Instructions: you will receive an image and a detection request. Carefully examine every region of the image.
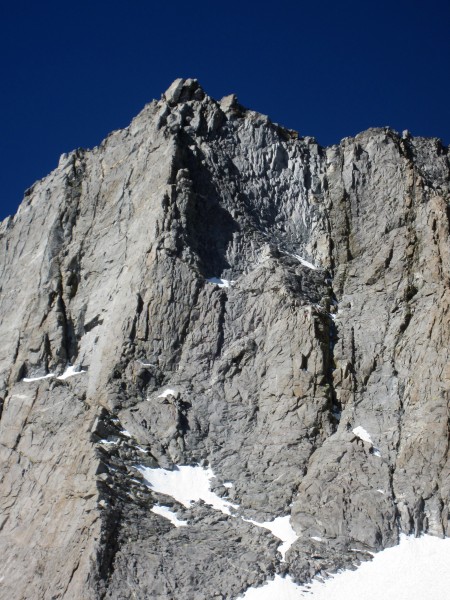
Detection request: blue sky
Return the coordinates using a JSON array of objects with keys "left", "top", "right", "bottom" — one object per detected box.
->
[{"left": 1, "top": 0, "right": 449, "bottom": 220}]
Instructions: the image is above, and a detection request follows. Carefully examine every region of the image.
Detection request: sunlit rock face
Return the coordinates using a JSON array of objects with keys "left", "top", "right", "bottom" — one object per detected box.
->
[{"left": 0, "top": 78, "right": 449, "bottom": 600}]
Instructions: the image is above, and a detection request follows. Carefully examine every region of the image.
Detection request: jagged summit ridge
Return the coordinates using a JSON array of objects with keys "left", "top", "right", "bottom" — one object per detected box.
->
[
  {"left": 163, "top": 77, "right": 205, "bottom": 105},
  {"left": 0, "top": 80, "right": 448, "bottom": 599}
]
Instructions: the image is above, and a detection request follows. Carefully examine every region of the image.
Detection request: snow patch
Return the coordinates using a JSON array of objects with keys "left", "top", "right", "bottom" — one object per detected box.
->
[
  {"left": 23, "top": 373, "right": 55, "bottom": 382},
  {"left": 151, "top": 504, "right": 188, "bottom": 528},
  {"left": 136, "top": 359, "right": 156, "bottom": 367},
  {"left": 352, "top": 426, "right": 381, "bottom": 457},
  {"left": 240, "top": 535, "right": 450, "bottom": 599},
  {"left": 121, "top": 429, "right": 132, "bottom": 438},
  {"left": 136, "top": 445, "right": 149, "bottom": 453},
  {"left": 98, "top": 439, "right": 118, "bottom": 446},
  {"left": 292, "top": 254, "right": 318, "bottom": 270},
  {"left": 57, "top": 365, "right": 86, "bottom": 380},
  {"left": 206, "top": 277, "right": 233, "bottom": 288},
  {"left": 243, "top": 515, "right": 298, "bottom": 561},
  {"left": 301, "top": 535, "right": 450, "bottom": 599},
  {"left": 23, "top": 365, "right": 86, "bottom": 382},
  {"left": 352, "top": 426, "right": 374, "bottom": 444},
  {"left": 239, "top": 574, "right": 302, "bottom": 599},
  {"left": 137, "top": 464, "right": 238, "bottom": 515},
  {"left": 223, "top": 481, "right": 233, "bottom": 489},
  {"left": 157, "top": 388, "right": 179, "bottom": 399},
  {"left": 311, "top": 536, "right": 323, "bottom": 542}
]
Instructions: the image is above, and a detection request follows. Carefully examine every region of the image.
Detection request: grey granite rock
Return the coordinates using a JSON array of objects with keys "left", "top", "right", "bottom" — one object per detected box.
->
[{"left": 0, "top": 79, "right": 448, "bottom": 599}]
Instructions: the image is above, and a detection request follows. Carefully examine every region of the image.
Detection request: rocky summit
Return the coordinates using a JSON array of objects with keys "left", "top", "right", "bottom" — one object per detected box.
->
[{"left": 0, "top": 78, "right": 449, "bottom": 600}]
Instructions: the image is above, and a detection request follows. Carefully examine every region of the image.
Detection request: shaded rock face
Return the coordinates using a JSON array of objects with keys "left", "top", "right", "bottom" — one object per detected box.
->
[{"left": 0, "top": 78, "right": 449, "bottom": 599}]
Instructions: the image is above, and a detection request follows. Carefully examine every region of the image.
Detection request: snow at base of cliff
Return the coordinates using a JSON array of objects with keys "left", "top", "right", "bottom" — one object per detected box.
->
[{"left": 239, "top": 535, "right": 450, "bottom": 599}]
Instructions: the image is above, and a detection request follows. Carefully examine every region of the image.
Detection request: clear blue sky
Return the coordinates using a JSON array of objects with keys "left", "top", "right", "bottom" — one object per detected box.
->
[{"left": 1, "top": 0, "right": 449, "bottom": 221}]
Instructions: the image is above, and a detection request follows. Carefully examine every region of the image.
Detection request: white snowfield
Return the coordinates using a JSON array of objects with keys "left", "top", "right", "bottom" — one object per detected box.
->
[
  {"left": 243, "top": 516, "right": 298, "bottom": 561},
  {"left": 135, "top": 465, "right": 450, "bottom": 600},
  {"left": 23, "top": 365, "right": 86, "bottom": 382},
  {"left": 136, "top": 464, "right": 238, "bottom": 515},
  {"left": 206, "top": 277, "right": 234, "bottom": 288},
  {"left": 151, "top": 504, "right": 187, "bottom": 528},
  {"left": 240, "top": 575, "right": 304, "bottom": 599},
  {"left": 239, "top": 535, "right": 450, "bottom": 599}
]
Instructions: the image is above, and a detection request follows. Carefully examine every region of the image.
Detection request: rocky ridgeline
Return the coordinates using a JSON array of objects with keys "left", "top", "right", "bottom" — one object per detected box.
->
[{"left": 0, "top": 78, "right": 449, "bottom": 599}]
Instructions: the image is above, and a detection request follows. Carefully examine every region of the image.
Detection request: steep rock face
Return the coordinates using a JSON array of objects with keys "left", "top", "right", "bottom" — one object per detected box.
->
[{"left": 0, "top": 78, "right": 448, "bottom": 599}]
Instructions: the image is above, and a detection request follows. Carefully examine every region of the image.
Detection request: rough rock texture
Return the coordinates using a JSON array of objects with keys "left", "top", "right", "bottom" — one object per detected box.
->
[{"left": 0, "top": 78, "right": 449, "bottom": 599}]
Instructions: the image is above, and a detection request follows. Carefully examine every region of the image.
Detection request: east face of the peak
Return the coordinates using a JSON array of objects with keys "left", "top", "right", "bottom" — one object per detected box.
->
[{"left": 163, "top": 78, "right": 206, "bottom": 106}]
